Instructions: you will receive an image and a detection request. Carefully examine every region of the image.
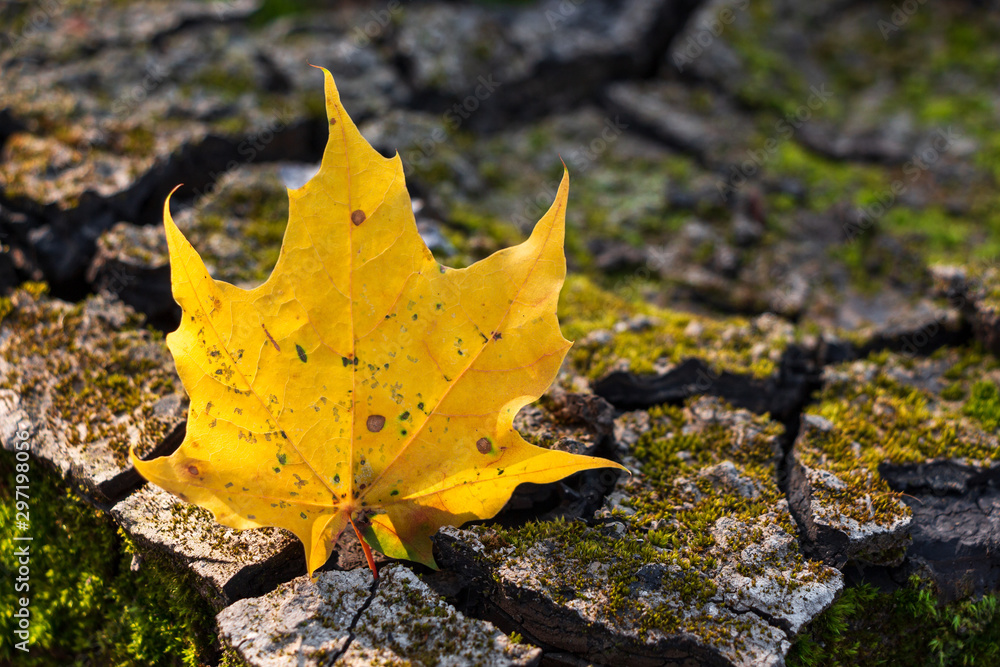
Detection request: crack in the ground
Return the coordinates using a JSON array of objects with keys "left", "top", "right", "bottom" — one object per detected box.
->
[
  {"left": 324, "top": 575, "right": 381, "bottom": 667},
  {"left": 720, "top": 600, "right": 793, "bottom": 637},
  {"left": 0, "top": 116, "right": 328, "bottom": 299}
]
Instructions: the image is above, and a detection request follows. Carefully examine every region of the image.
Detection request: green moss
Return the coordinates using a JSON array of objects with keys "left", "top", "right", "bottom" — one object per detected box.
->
[
  {"left": 0, "top": 288, "right": 178, "bottom": 466},
  {"left": 0, "top": 449, "right": 217, "bottom": 665},
  {"left": 768, "top": 142, "right": 887, "bottom": 213},
  {"left": 788, "top": 578, "right": 1000, "bottom": 667},
  {"left": 478, "top": 398, "right": 831, "bottom": 652},
  {"left": 813, "top": 350, "right": 1000, "bottom": 467},
  {"left": 558, "top": 276, "right": 785, "bottom": 380},
  {"left": 962, "top": 380, "right": 1000, "bottom": 432}
]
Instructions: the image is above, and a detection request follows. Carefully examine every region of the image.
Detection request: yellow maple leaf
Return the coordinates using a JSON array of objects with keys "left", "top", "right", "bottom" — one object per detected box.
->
[{"left": 132, "top": 68, "right": 626, "bottom": 577}]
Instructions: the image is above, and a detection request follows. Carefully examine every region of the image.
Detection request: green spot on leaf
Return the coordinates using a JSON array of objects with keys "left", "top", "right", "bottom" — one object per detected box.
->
[{"left": 296, "top": 344, "right": 307, "bottom": 363}]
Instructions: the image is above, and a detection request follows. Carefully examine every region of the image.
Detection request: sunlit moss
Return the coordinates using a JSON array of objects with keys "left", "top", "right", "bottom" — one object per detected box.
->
[
  {"left": 476, "top": 397, "right": 832, "bottom": 651},
  {"left": 962, "top": 380, "right": 1000, "bottom": 432},
  {"left": 558, "top": 276, "right": 788, "bottom": 379},
  {"left": 0, "top": 449, "right": 217, "bottom": 666},
  {"left": 0, "top": 288, "right": 178, "bottom": 466}
]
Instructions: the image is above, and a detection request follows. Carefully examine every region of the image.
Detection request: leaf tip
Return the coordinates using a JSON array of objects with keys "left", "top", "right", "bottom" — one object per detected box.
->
[
  {"left": 310, "top": 64, "right": 345, "bottom": 130},
  {"left": 162, "top": 184, "right": 184, "bottom": 233}
]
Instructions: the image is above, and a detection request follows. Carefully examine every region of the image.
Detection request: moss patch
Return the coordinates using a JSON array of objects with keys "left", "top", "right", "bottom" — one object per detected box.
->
[
  {"left": 558, "top": 275, "right": 791, "bottom": 380},
  {"left": 813, "top": 348, "right": 1000, "bottom": 468},
  {"left": 0, "top": 448, "right": 217, "bottom": 666},
  {"left": 0, "top": 287, "right": 179, "bottom": 467},
  {"left": 788, "top": 578, "right": 1000, "bottom": 667},
  {"left": 470, "top": 397, "right": 836, "bottom": 656}
]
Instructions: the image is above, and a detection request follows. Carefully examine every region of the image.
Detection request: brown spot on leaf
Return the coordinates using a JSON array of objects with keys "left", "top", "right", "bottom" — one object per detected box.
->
[
  {"left": 367, "top": 415, "right": 386, "bottom": 432},
  {"left": 329, "top": 117, "right": 337, "bottom": 125},
  {"left": 187, "top": 465, "right": 199, "bottom": 476},
  {"left": 351, "top": 209, "right": 366, "bottom": 226},
  {"left": 476, "top": 438, "right": 491, "bottom": 454}
]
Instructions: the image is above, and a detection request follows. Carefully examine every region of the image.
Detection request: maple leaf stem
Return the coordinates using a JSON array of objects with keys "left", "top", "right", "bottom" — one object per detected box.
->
[{"left": 350, "top": 516, "right": 379, "bottom": 580}]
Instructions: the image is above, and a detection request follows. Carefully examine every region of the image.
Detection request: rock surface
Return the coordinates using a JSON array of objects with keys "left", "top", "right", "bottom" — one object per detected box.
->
[
  {"left": 217, "top": 565, "right": 541, "bottom": 667},
  {"left": 432, "top": 398, "right": 843, "bottom": 667},
  {"left": 790, "top": 349, "right": 1000, "bottom": 592},
  {"left": 0, "top": 288, "right": 184, "bottom": 502},
  {"left": 112, "top": 484, "right": 299, "bottom": 609}
]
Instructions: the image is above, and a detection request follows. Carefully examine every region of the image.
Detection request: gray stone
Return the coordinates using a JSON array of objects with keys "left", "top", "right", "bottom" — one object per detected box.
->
[
  {"left": 111, "top": 484, "right": 298, "bottom": 609},
  {"left": 787, "top": 441, "right": 913, "bottom": 569},
  {"left": 434, "top": 398, "right": 842, "bottom": 667},
  {"left": 217, "top": 564, "right": 541, "bottom": 667},
  {"left": 0, "top": 289, "right": 184, "bottom": 502},
  {"left": 603, "top": 80, "right": 755, "bottom": 165}
]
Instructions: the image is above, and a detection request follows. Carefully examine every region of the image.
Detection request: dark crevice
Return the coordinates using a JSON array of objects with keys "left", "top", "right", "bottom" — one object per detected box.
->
[
  {"left": 222, "top": 541, "right": 311, "bottom": 604},
  {"left": 422, "top": 564, "right": 560, "bottom": 658},
  {"left": 147, "top": 11, "right": 258, "bottom": 51},
  {"left": 722, "top": 602, "right": 793, "bottom": 637},
  {"left": 875, "top": 461, "right": 1000, "bottom": 601},
  {"left": 592, "top": 344, "right": 820, "bottom": 424},
  {"left": 323, "top": 575, "right": 381, "bottom": 667},
  {"left": 96, "top": 420, "right": 186, "bottom": 506},
  {"left": 0, "top": 116, "right": 329, "bottom": 302},
  {"left": 0, "top": 108, "right": 27, "bottom": 154},
  {"left": 598, "top": 91, "right": 716, "bottom": 170}
]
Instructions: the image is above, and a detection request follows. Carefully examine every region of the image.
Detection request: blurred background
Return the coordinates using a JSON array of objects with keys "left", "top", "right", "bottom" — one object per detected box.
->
[{"left": 2, "top": 0, "right": 998, "bottom": 336}]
